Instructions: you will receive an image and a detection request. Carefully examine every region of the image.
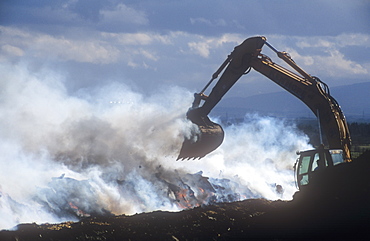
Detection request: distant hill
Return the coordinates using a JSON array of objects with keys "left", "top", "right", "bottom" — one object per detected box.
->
[{"left": 213, "top": 81, "right": 370, "bottom": 122}]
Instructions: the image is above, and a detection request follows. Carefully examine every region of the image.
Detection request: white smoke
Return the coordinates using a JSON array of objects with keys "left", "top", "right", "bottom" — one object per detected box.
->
[{"left": 0, "top": 63, "right": 312, "bottom": 230}]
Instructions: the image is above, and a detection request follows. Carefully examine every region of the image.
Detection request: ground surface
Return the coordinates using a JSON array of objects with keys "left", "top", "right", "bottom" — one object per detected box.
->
[{"left": 1, "top": 151, "right": 370, "bottom": 241}]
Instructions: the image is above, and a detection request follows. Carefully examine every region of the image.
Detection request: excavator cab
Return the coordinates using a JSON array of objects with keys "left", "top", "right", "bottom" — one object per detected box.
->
[{"left": 295, "top": 148, "right": 345, "bottom": 189}]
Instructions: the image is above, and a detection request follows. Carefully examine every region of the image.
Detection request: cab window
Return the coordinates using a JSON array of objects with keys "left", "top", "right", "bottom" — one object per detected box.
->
[
  {"left": 330, "top": 150, "right": 344, "bottom": 166},
  {"left": 299, "top": 156, "right": 311, "bottom": 174},
  {"left": 311, "top": 153, "right": 328, "bottom": 171},
  {"left": 298, "top": 156, "right": 311, "bottom": 186}
]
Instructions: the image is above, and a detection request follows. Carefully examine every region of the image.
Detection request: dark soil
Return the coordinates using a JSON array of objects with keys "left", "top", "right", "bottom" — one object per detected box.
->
[{"left": 1, "top": 151, "right": 370, "bottom": 241}]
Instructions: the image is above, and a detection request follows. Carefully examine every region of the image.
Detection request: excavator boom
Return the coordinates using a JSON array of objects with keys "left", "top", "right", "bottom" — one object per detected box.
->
[{"left": 178, "top": 36, "right": 351, "bottom": 167}]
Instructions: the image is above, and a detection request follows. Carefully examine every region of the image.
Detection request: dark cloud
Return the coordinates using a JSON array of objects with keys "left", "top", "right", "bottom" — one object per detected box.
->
[
  {"left": 2, "top": 0, "right": 369, "bottom": 36},
  {"left": 68, "top": 0, "right": 105, "bottom": 22},
  {"left": 116, "top": 0, "right": 370, "bottom": 36}
]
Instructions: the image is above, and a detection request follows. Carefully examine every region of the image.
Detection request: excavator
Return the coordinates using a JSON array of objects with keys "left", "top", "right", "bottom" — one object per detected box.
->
[{"left": 177, "top": 36, "right": 352, "bottom": 189}]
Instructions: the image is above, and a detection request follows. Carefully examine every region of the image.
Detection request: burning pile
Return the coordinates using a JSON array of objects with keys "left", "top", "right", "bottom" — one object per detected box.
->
[
  {"left": 2, "top": 151, "right": 370, "bottom": 240},
  {"left": 0, "top": 65, "right": 311, "bottom": 230},
  {"left": 1, "top": 170, "right": 264, "bottom": 223}
]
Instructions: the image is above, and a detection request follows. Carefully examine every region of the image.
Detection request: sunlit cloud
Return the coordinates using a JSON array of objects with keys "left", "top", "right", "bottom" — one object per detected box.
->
[
  {"left": 314, "top": 49, "right": 368, "bottom": 75},
  {"left": 296, "top": 34, "right": 370, "bottom": 48},
  {"left": 1, "top": 44, "right": 24, "bottom": 57},
  {"left": 0, "top": 26, "right": 120, "bottom": 64},
  {"left": 101, "top": 32, "right": 172, "bottom": 46},
  {"left": 187, "top": 34, "right": 244, "bottom": 58}
]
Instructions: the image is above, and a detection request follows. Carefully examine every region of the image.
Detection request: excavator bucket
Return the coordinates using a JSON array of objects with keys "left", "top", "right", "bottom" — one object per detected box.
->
[{"left": 177, "top": 108, "right": 224, "bottom": 160}]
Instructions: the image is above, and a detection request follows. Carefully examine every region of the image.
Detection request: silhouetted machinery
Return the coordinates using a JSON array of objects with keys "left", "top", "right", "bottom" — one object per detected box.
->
[{"left": 178, "top": 36, "right": 352, "bottom": 189}]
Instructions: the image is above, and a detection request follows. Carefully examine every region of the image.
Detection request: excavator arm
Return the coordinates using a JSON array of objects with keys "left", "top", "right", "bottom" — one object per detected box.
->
[
  {"left": 250, "top": 52, "right": 351, "bottom": 162},
  {"left": 178, "top": 36, "right": 351, "bottom": 163}
]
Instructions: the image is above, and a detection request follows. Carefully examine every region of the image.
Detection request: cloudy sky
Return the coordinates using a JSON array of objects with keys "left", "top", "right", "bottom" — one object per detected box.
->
[{"left": 1, "top": 0, "right": 369, "bottom": 98}]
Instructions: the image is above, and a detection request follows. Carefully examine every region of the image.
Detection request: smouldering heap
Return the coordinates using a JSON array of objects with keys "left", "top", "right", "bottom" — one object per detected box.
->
[{"left": 0, "top": 64, "right": 311, "bottom": 230}]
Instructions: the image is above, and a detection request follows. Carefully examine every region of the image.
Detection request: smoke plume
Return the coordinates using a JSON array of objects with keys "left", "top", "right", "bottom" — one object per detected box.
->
[{"left": 0, "top": 64, "right": 311, "bottom": 230}]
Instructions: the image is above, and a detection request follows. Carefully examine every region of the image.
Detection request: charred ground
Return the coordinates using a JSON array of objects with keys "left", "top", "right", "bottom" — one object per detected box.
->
[{"left": 1, "top": 151, "right": 370, "bottom": 241}]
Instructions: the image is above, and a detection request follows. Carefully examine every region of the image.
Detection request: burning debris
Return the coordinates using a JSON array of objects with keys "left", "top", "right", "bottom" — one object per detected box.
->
[
  {"left": 0, "top": 66, "right": 310, "bottom": 230},
  {"left": 1, "top": 151, "right": 370, "bottom": 240},
  {"left": 1, "top": 164, "right": 280, "bottom": 231},
  {"left": 157, "top": 171, "right": 256, "bottom": 209},
  {"left": 29, "top": 170, "right": 262, "bottom": 220}
]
